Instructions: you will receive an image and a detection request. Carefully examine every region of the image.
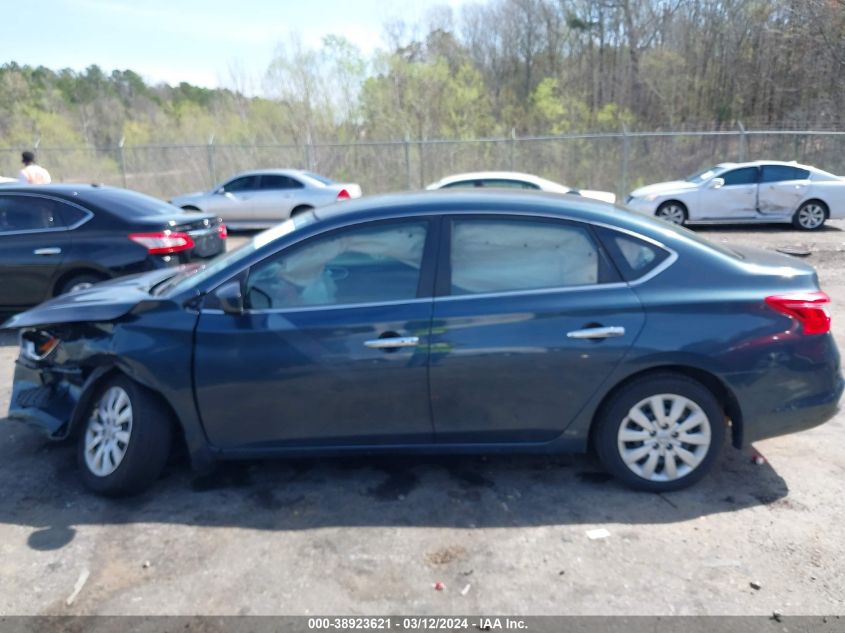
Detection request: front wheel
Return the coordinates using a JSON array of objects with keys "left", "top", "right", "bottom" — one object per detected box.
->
[
  {"left": 594, "top": 374, "right": 725, "bottom": 492},
  {"left": 792, "top": 201, "right": 827, "bottom": 231},
  {"left": 77, "top": 375, "right": 173, "bottom": 496},
  {"left": 655, "top": 201, "right": 687, "bottom": 225}
]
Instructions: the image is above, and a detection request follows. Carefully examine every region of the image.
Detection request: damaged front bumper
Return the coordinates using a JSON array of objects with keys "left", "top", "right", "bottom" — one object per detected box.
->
[{"left": 9, "top": 357, "right": 85, "bottom": 439}]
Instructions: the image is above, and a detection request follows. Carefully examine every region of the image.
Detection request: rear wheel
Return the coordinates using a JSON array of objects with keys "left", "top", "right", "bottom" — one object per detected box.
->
[
  {"left": 655, "top": 201, "right": 687, "bottom": 225},
  {"left": 594, "top": 374, "right": 725, "bottom": 492},
  {"left": 792, "top": 200, "right": 827, "bottom": 231},
  {"left": 77, "top": 375, "right": 173, "bottom": 496},
  {"left": 290, "top": 205, "right": 314, "bottom": 218},
  {"left": 57, "top": 272, "right": 107, "bottom": 296}
]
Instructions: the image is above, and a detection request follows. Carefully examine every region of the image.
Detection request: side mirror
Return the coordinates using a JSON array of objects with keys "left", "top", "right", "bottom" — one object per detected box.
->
[
  {"left": 709, "top": 177, "right": 725, "bottom": 189},
  {"left": 214, "top": 280, "right": 244, "bottom": 315},
  {"left": 214, "top": 187, "right": 225, "bottom": 195}
]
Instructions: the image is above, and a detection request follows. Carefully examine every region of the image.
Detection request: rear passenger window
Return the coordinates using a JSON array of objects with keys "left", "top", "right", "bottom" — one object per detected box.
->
[
  {"left": 260, "top": 175, "right": 304, "bottom": 190},
  {"left": 0, "top": 196, "right": 63, "bottom": 232},
  {"left": 449, "top": 219, "right": 614, "bottom": 295},
  {"left": 595, "top": 227, "right": 671, "bottom": 281},
  {"left": 761, "top": 165, "right": 810, "bottom": 182}
]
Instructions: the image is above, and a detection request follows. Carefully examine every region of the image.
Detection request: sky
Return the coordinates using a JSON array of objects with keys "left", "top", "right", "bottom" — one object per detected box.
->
[{"left": 1, "top": 0, "right": 471, "bottom": 92}]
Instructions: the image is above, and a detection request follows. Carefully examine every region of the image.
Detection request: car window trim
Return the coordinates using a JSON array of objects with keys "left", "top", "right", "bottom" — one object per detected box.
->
[
  {"left": 193, "top": 208, "right": 679, "bottom": 303},
  {"left": 235, "top": 216, "right": 439, "bottom": 313},
  {"left": 0, "top": 192, "right": 94, "bottom": 236}
]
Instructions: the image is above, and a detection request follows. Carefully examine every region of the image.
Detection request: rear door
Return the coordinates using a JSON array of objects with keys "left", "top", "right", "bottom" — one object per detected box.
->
[
  {"left": 699, "top": 167, "right": 759, "bottom": 220},
  {"left": 0, "top": 194, "right": 78, "bottom": 307},
  {"left": 251, "top": 174, "right": 304, "bottom": 223},
  {"left": 428, "top": 215, "right": 646, "bottom": 443},
  {"left": 205, "top": 175, "right": 258, "bottom": 223},
  {"left": 757, "top": 165, "right": 811, "bottom": 216},
  {"left": 193, "top": 218, "right": 439, "bottom": 449}
]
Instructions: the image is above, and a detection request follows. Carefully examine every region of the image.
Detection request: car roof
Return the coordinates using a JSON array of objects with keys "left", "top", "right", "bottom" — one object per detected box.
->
[
  {"left": 432, "top": 171, "right": 553, "bottom": 185},
  {"left": 717, "top": 160, "right": 816, "bottom": 171},
  {"left": 0, "top": 183, "right": 117, "bottom": 202},
  {"left": 311, "top": 189, "right": 672, "bottom": 238},
  {"left": 231, "top": 168, "right": 309, "bottom": 178}
]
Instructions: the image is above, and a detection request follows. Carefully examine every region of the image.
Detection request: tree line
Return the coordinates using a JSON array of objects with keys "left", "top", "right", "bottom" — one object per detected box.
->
[{"left": 0, "top": 0, "right": 843, "bottom": 152}]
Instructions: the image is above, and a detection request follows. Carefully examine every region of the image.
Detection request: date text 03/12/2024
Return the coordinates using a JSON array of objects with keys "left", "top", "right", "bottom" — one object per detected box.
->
[{"left": 307, "top": 617, "right": 529, "bottom": 630}]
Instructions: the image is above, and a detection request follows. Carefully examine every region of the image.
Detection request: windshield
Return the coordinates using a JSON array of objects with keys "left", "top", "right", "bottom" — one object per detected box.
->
[
  {"left": 303, "top": 171, "right": 335, "bottom": 185},
  {"left": 685, "top": 165, "right": 727, "bottom": 184},
  {"left": 155, "top": 214, "right": 317, "bottom": 295}
]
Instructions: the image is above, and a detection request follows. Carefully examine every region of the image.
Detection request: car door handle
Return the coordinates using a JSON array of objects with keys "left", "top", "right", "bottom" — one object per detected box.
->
[
  {"left": 33, "top": 247, "right": 61, "bottom": 256},
  {"left": 364, "top": 336, "right": 420, "bottom": 349},
  {"left": 567, "top": 326, "right": 625, "bottom": 340}
]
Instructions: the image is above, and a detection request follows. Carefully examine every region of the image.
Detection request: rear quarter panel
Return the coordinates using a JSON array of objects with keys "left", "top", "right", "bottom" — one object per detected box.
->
[{"left": 807, "top": 181, "right": 845, "bottom": 218}]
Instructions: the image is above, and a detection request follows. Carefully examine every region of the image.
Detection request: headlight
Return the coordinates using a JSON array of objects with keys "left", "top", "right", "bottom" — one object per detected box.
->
[{"left": 20, "top": 329, "right": 61, "bottom": 362}]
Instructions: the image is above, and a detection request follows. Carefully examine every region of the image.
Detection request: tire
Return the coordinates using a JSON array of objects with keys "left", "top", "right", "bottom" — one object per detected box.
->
[
  {"left": 77, "top": 375, "right": 173, "bottom": 496},
  {"left": 57, "top": 272, "right": 107, "bottom": 296},
  {"left": 792, "top": 200, "right": 827, "bottom": 231},
  {"left": 655, "top": 201, "right": 687, "bottom": 225},
  {"left": 290, "top": 205, "right": 314, "bottom": 217},
  {"left": 594, "top": 374, "right": 725, "bottom": 492}
]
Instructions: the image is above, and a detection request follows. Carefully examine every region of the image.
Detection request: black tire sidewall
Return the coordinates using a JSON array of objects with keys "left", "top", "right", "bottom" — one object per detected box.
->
[
  {"left": 76, "top": 375, "right": 172, "bottom": 496},
  {"left": 656, "top": 201, "right": 687, "bottom": 225},
  {"left": 59, "top": 273, "right": 106, "bottom": 296},
  {"left": 595, "top": 374, "right": 725, "bottom": 492},
  {"left": 793, "top": 202, "right": 827, "bottom": 231}
]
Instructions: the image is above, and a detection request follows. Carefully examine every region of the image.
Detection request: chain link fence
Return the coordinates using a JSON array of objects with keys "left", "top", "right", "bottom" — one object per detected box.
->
[{"left": 2, "top": 129, "right": 844, "bottom": 201}]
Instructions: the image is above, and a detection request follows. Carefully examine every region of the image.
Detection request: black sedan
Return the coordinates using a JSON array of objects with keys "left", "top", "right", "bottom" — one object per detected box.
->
[
  {"left": 3, "top": 191, "right": 842, "bottom": 495},
  {"left": 0, "top": 184, "right": 226, "bottom": 308}
]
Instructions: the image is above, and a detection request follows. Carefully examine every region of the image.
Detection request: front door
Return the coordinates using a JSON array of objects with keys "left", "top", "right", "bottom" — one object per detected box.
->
[
  {"left": 194, "top": 218, "right": 437, "bottom": 449},
  {"left": 699, "top": 167, "right": 759, "bottom": 220},
  {"left": 206, "top": 175, "right": 259, "bottom": 224},
  {"left": 428, "top": 216, "right": 645, "bottom": 443}
]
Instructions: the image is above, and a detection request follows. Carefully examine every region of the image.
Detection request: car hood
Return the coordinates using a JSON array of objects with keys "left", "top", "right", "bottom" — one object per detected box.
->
[
  {"left": 630, "top": 180, "right": 698, "bottom": 197},
  {"left": 0, "top": 268, "right": 185, "bottom": 330}
]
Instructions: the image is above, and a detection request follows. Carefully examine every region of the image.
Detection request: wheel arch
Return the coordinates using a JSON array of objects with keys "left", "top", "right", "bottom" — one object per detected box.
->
[
  {"left": 588, "top": 364, "right": 744, "bottom": 450},
  {"left": 51, "top": 267, "right": 112, "bottom": 297},
  {"left": 656, "top": 199, "right": 689, "bottom": 218},
  {"left": 290, "top": 204, "right": 315, "bottom": 217},
  {"left": 67, "top": 365, "right": 189, "bottom": 462},
  {"left": 799, "top": 197, "right": 830, "bottom": 217}
]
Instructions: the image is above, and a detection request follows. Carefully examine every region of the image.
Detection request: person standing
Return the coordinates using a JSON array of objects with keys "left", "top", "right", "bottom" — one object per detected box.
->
[{"left": 17, "top": 151, "right": 51, "bottom": 184}]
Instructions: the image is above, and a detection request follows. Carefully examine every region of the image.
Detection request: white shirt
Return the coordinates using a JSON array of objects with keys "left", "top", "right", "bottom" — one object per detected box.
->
[{"left": 18, "top": 164, "right": 52, "bottom": 184}]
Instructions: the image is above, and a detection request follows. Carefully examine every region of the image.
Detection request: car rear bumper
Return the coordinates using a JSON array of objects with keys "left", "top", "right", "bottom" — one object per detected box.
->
[{"left": 726, "top": 336, "right": 844, "bottom": 445}]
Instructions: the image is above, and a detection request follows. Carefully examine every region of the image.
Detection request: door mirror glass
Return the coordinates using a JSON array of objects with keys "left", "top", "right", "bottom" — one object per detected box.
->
[
  {"left": 214, "top": 280, "right": 244, "bottom": 315},
  {"left": 708, "top": 177, "right": 725, "bottom": 189}
]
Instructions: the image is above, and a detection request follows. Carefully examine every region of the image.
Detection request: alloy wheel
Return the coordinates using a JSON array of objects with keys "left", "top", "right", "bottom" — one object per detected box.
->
[
  {"left": 657, "top": 204, "right": 685, "bottom": 225},
  {"left": 84, "top": 386, "right": 134, "bottom": 477},
  {"left": 617, "top": 393, "right": 711, "bottom": 482},
  {"left": 797, "top": 203, "right": 825, "bottom": 229}
]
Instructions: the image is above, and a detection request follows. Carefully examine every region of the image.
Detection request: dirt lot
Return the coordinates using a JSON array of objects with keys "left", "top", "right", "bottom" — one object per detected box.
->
[{"left": 1, "top": 223, "right": 845, "bottom": 616}]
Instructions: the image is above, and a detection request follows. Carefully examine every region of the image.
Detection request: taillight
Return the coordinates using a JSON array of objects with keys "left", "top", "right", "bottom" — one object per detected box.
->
[
  {"left": 218, "top": 222, "right": 228, "bottom": 240},
  {"left": 129, "top": 231, "right": 194, "bottom": 255},
  {"left": 336, "top": 189, "right": 351, "bottom": 201},
  {"left": 765, "top": 291, "right": 831, "bottom": 335}
]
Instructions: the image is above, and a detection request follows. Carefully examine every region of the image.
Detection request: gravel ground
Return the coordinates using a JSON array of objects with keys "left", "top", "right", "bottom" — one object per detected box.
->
[{"left": 1, "top": 222, "right": 844, "bottom": 616}]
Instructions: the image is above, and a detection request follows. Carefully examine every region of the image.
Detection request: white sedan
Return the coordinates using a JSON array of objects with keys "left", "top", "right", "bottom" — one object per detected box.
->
[
  {"left": 626, "top": 161, "right": 845, "bottom": 230},
  {"left": 426, "top": 171, "right": 616, "bottom": 204}
]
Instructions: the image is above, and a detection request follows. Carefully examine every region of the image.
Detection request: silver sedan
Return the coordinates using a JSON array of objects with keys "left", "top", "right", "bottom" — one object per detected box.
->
[{"left": 170, "top": 169, "right": 362, "bottom": 229}]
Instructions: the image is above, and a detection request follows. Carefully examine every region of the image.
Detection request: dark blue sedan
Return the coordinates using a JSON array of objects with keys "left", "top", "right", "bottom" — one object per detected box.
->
[{"left": 3, "top": 191, "right": 842, "bottom": 495}]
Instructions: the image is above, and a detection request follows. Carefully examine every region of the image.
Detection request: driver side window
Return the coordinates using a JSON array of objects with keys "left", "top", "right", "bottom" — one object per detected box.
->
[
  {"left": 245, "top": 222, "right": 428, "bottom": 309},
  {"left": 222, "top": 176, "right": 257, "bottom": 193}
]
